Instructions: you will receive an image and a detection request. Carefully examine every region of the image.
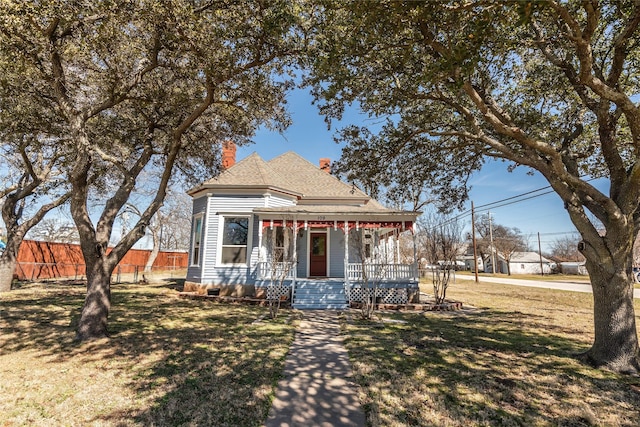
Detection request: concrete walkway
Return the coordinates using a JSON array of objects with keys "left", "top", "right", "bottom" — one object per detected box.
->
[
  {"left": 457, "top": 275, "right": 640, "bottom": 299},
  {"left": 265, "top": 310, "right": 365, "bottom": 427}
]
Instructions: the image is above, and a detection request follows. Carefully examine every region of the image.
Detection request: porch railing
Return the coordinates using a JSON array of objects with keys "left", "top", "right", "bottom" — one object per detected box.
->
[
  {"left": 346, "top": 263, "right": 417, "bottom": 281},
  {"left": 257, "top": 261, "right": 296, "bottom": 279}
]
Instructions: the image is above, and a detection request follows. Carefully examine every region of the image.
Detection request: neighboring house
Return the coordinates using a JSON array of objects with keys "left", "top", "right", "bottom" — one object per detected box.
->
[
  {"left": 483, "top": 251, "right": 554, "bottom": 275},
  {"left": 458, "top": 254, "right": 484, "bottom": 272},
  {"left": 184, "top": 144, "right": 420, "bottom": 309},
  {"left": 559, "top": 261, "right": 589, "bottom": 275},
  {"left": 458, "top": 242, "right": 484, "bottom": 272}
]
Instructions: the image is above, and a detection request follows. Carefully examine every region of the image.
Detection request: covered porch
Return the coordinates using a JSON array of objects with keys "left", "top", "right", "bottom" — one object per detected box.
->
[{"left": 253, "top": 212, "right": 420, "bottom": 309}]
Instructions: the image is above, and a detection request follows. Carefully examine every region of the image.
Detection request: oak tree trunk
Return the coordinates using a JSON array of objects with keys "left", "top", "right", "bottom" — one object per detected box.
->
[
  {"left": 0, "top": 253, "right": 17, "bottom": 292},
  {"left": 582, "top": 248, "right": 640, "bottom": 373},
  {"left": 0, "top": 233, "right": 23, "bottom": 292},
  {"left": 75, "top": 256, "right": 113, "bottom": 341}
]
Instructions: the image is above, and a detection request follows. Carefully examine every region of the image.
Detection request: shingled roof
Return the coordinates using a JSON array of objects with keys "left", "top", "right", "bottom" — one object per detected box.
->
[
  {"left": 189, "top": 151, "right": 371, "bottom": 203},
  {"left": 188, "top": 152, "right": 301, "bottom": 197},
  {"left": 266, "top": 152, "right": 370, "bottom": 200},
  {"left": 188, "top": 150, "right": 419, "bottom": 221}
]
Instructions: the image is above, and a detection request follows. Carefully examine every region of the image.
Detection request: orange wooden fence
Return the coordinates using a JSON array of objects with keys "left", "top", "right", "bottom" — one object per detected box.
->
[{"left": 15, "top": 240, "right": 188, "bottom": 281}]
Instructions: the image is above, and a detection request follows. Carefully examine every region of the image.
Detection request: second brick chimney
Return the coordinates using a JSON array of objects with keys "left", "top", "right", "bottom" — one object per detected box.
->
[
  {"left": 319, "top": 158, "right": 331, "bottom": 174},
  {"left": 222, "top": 141, "right": 236, "bottom": 169}
]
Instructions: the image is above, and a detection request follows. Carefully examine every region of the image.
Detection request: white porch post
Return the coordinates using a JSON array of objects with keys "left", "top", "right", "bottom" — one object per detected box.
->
[
  {"left": 293, "top": 219, "right": 298, "bottom": 284},
  {"left": 344, "top": 221, "right": 349, "bottom": 283},
  {"left": 344, "top": 220, "right": 350, "bottom": 303},
  {"left": 412, "top": 228, "right": 418, "bottom": 281},
  {"left": 258, "top": 220, "right": 264, "bottom": 278}
]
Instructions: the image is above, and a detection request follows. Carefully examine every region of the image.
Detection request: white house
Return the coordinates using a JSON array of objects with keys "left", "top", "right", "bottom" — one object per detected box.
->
[
  {"left": 484, "top": 251, "right": 554, "bottom": 275},
  {"left": 559, "top": 261, "right": 588, "bottom": 275},
  {"left": 184, "top": 144, "right": 421, "bottom": 308}
]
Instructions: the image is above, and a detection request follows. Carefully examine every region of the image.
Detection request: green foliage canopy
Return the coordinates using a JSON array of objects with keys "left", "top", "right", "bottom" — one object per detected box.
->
[{"left": 308, "top": 0, "right": 640, "bottom": 224}]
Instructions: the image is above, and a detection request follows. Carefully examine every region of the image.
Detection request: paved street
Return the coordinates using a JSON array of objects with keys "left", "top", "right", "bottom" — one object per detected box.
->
[{"left": 456, "top": 274, "right": 640, "bottom": 299}]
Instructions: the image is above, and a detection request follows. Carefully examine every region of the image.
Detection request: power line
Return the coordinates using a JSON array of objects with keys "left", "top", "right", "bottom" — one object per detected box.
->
[
  {"left": 420, "top": 177, "right": 601, "bottom": 233},
  {"left": 472, "top": 177, "right": 598, "bottom": 213},
  {"left": 474, "top": 189, "right": 556, "bottom": 213},
  {"left": 474, "top": 185, "right": 554, "bottom": 210}
]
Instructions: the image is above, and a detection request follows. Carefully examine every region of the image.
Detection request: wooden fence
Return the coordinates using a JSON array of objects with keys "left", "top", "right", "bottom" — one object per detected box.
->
[{"left": 14, "top": 240, "right": 188, "bottom": 281}]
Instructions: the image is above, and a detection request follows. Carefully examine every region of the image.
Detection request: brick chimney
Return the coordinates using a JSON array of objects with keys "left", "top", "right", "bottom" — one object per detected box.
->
[
  {"left": 222, "top": 141, "right": 236, "bottom": 169},
  {"left": 319, "top": 158, "right": 331, "bottom": 174}
]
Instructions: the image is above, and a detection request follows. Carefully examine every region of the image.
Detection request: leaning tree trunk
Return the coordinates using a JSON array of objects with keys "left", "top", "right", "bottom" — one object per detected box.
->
[
  {"left": 75, "top": 255, "right": 114, "bottom": 341},
  {"left": 144, "top": 226, "right": 160, "bottom": 273},
  {"left": 582, "top": 250, "right": 640, "bottom": 373},
  {"left": 0, "top": 252, "right": 18, "bottom": 292},
  {"left": 0, "top": 232, "right": 24, "bottom": 292}
]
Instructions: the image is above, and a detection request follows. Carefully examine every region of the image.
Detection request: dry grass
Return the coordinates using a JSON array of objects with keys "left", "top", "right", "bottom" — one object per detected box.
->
[
  {"left": 0, "top": 281, "right": 296, "bottom": 426},
  {"left": 454, "top": 271, "right": 591, "bottom": 283},
  {"left": 343, "top": 280, "right": 640, "bottom": 426}
]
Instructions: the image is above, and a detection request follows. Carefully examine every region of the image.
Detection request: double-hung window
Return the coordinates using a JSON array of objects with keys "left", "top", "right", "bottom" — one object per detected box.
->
[
  {"left": 221, "top": 216, "right": 250, "bottom": 264},
  {"left": 191, "top": 214, "right": 203, "bottom": 266}
]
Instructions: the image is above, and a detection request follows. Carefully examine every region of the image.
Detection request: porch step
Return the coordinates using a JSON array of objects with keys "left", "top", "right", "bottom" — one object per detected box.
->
[{"left": 292, "top": 281, "right": 348, "bottom": 310}]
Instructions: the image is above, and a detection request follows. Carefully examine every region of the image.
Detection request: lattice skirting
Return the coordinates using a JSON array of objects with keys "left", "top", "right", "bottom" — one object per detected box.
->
[
  {"left": 349, "top": 287, "right": 408, "bottom": 305},
  {"left": 256, "top": 283, "right": 291, "bottom": 300}
]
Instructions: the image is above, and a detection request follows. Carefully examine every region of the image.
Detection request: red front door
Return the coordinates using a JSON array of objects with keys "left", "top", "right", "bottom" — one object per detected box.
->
[{"left": 309, "top": 233, "right": 327, "bottom": 277}]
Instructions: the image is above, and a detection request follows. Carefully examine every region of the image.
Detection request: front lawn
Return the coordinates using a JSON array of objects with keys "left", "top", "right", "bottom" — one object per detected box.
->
[
  {"left": 342, "top": 281, "right": 640, "bottom": 426},
  {"left": 0, "top": 281, "right": 296, "bottom": 426}
]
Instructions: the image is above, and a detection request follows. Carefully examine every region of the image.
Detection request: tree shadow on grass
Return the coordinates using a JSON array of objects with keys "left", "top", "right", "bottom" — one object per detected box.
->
[
  {"left": 344, "top": 310, "right": 640, "bottom": 426},
  {"left": 1, "top": 283, "right": 296, "bottom": 426}
]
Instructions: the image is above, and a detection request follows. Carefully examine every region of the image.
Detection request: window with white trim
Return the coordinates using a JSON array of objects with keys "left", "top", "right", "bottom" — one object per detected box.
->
[
  {"left": 191, "top": 214, "right": 203, "bottom": 266},
  {"left": 269, "top": 226, "right": 294, "bottom": 262},
  {"left": 221, "top": 216, "right": 250, "bottom": 264}
]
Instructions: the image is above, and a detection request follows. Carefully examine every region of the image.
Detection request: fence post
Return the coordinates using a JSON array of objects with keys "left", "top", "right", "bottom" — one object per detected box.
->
[{"left": 133, "top": 265, "right": 138, "bottom": 283}]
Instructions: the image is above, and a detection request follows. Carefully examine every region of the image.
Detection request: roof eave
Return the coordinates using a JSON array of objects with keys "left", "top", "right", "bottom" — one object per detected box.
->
[{"left": 187, "top": 184, "right": 303, "bottom": 198}]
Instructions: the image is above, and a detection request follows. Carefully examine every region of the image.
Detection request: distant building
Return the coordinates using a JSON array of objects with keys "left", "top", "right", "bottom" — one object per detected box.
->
[
  {"left": 484, "top": 251, "right": 554, "bottom": 275},
  {"left": 559, "top": 262, "right": 588, "bottom": 275}
]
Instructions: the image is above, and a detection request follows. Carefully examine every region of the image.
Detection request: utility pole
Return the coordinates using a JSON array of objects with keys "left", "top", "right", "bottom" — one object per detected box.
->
[
  {"left": 488, "top": 211, "right": 496, "bottom": 274},
  {"left": 471, "top": 202, "right": 479, "bottom": 283},
  {"left": 538, "top": 232, "right": 544, "bottom": 276}
]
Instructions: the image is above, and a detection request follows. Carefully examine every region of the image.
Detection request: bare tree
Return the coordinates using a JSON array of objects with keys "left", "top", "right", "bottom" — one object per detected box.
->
[
  {"left": 265, "top": 223, "right": 297, "bottom": 319},
  {"left": 27, "top": 217, "right": 79, "bottom": 244},
  {"left": 157, "top": 191, "right": 191, "bottom": 251},
  {"left": 116, "top": 186, "right": 191, "bottom": 273},
  {"left": 419, "top": 213, "right": 463, "bottom": 305},
  {"left": 349, "top": 227, "right": 388, "bottom": 320},
  {"left": 473, "top": 214, "right": 527, "bottom": 274},
  {"left": 493, "top": 227, "right": 528, "bottom": 275},
  {"left": 550, "top": 235, "right": 585, "bottom": 262}
]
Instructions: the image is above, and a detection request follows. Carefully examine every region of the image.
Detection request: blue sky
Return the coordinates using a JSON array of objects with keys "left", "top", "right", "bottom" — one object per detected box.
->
[
  {"left": 239, "top": 86, "right": 607, "bottom": 252},
  {"left": 2, "top": 86, "right": 605, "bottom": 254}
]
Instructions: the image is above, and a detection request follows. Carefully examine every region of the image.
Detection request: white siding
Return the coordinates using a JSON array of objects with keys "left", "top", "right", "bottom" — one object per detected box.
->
[
  {"left": 267, "top": 194, "right": 296, "bottom": 208},
  {"left": 510, "top": 261, "right": 553, "bottom": 275},
  {"left": 201, "top": 195, "right": 266, "bottom": 284},
  {"left": 329, "top": 228, "right": 346, "bottom": 277},
  {"left": 296, "top": 232, "right": 308, "bottom": 277},
  {"left": 249, "top": 215, "right": 260, "bottom": 268}
]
